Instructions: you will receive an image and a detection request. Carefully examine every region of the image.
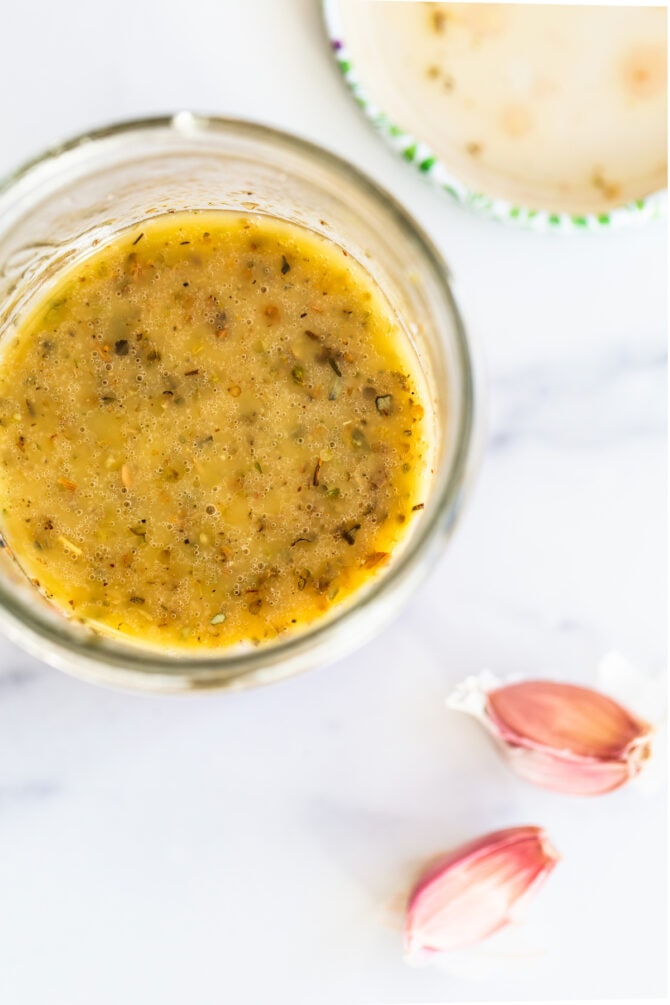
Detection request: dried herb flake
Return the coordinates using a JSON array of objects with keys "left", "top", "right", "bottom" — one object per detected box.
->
[{"left": 341, "top": 523, "right": 361, "bottom": 545}]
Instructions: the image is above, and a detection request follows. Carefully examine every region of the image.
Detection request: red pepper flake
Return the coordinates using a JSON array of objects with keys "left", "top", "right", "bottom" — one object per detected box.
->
[
  {"left": 361, "top": 551, "right": 389, "bottom": 569},
  {"left": 57, "top": 477, "right": 77, "bottom": 491}
]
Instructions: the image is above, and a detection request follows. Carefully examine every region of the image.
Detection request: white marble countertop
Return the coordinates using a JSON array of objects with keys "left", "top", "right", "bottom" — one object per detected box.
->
[{"left": 0, "top": 2, "right": 666, "bottom": 1003}]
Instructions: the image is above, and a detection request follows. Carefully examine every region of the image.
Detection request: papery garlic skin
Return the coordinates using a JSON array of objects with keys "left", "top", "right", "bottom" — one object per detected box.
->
[
  {"left": 404, "top": 826, "right": 559, "bottom": 963},
  {"left": 447, "top": 676, "right": 654, "bottom": 796}
]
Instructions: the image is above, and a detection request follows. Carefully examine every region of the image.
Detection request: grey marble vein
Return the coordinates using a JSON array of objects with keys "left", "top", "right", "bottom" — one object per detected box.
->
[{"left": 489, "top": 345, "right": 667, "bottom": 450}]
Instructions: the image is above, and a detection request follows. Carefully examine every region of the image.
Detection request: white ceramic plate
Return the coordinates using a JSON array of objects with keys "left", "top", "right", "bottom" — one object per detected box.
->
[{"left": 324, "top": 1, "right": 667, "bottom": 231}]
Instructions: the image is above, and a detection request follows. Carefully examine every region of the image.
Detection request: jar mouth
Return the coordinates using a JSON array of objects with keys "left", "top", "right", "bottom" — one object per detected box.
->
[{"left": 0, "top": 113, "right": 480, "bottom": 692}]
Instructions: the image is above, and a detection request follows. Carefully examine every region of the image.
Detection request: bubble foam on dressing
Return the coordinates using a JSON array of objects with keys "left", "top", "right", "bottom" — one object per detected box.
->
[{"left": 0, "top": 211, "right": 434, "bottom": 649}]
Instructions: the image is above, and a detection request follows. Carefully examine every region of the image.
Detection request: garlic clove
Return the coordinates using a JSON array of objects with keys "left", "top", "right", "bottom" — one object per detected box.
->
[
  {"left": 488, "top": 681, "right": 648, "bottom": 759},
  {"left": 404, "top": 826, "right": 559, "bottom": 963},
  {"left": 447, "top": 676, "right": 654, "bottom": 796}
]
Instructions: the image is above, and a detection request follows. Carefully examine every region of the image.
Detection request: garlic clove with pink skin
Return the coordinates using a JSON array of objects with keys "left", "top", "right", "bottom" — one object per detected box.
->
[
  {"left": 447, "top": 675, "right": 654, "bottom": 796},
  {"left": 404, "top": 826, "right": 559, "bottom": 964}
]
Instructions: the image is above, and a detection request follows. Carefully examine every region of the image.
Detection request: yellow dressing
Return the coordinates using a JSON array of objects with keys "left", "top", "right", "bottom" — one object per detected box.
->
[{"left": 0, "top": 212, "right": 431, "bottom": 649}]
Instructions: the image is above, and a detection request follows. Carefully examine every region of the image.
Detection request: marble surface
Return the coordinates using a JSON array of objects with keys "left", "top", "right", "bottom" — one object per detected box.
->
[{"left": 0, "top": 2, "right": 666, "bottom": 1003}]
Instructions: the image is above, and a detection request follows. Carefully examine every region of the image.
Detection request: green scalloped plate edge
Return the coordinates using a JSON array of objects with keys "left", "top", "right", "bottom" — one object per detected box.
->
[{"left": 323, "top": 0, "right": 667, "bottom": 233}]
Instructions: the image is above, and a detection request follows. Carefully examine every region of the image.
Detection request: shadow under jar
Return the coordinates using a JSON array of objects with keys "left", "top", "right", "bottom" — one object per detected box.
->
[{"left": 0, "top": 114, "right": 479, "bottom": 692}]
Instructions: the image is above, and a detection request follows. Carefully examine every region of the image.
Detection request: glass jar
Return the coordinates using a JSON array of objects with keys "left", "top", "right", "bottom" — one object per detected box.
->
[{"left": 0, "top": 114, "right": 481, "bottom": 692}]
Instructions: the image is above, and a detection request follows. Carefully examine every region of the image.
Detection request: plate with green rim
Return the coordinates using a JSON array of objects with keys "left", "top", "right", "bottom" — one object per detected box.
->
[{"left": 323, "top": 1, "right": 667, "bottom": 232}]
